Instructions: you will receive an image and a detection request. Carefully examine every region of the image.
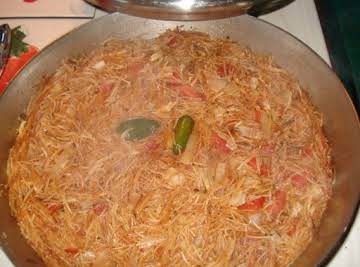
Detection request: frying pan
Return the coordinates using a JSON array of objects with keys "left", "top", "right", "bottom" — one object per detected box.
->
[{"left": 0, "top": 13, "right": 359, "bottom": 267}]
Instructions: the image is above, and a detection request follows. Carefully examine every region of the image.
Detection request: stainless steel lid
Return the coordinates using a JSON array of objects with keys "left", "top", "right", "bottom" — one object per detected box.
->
[{"left": 84, "top": 0, "right": 295, "bottom": 20}]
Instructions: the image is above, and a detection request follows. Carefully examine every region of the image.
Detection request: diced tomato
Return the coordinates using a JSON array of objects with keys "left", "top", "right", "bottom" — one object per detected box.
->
[
  {"left": 247, "top": 157, "right": 257, "bottom": 171},
  {"left": 166, "top": 81, "right": 181, "bottom": 88},
  {"left": 127, "top": 61, "right": 144, "bottom": 74},
  {"left": 217, "top": 65, "right": 225, "bottom": 77},
  {"left": 100, "top": 82, "right": 114, "bottom": 93},
  {"left": 287, "top": 223, "right": 297, "bottom": 237},
  {"left": 145, "top": 140, "right": 160, "bottom": 150},
  {"left": 226, "top": 173, "right": 235, "bottom": 182},
  {"left": 247, "top": 157, "right": 269, "bottom": 176},
  {"left": 217, "top": 63, "right": 236, "bottom": 78},
  {"left": 260, "top": 164, "right": 269, "bottom": 176},
  {"left": 291, "top": 174, "right": 308, "bottom": 189},
  {"left": 268, "top": 190, "right": 286, "bottom": 216},
  {"left": 166, "top": 73, "right": 204, "bottom": 100},
  {"left": 238, "top": 197, "right": 266, "bottom": 210},
  {"left": 64, "top": 248, "right": 79, "bottom": 255},
  {"left": 166, "top": 72, "right": 183, "bottom": 87},
  {"left": 304, "top": 147, "right": 313, "bottom": 156},
  {"left": 47, "top": 204, "right": 62, "bottom": 215},
  {"left": 167, "top": 36, "right": 177, "bottom": 48},
  {"left": 172, "top": 71, "right": 181, "bottom": 81},
  {"left": 93, "top": 203, "right": 107, "bottom": 216},
  {"left": 255, "top": 110, "right": 262, "bottom": 123},
  {"left": 211, "top": 133, "right": 231, "bottom": 154},
  {"left": 155, "top": 246, "right": 164, "bottom": 257},
  {"left": 178, "top": 85, "right": 205, "bottom": 99}
]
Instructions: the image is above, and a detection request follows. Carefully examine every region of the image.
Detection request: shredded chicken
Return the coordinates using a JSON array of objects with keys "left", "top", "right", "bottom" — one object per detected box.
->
[{"left": 7, "top": 29, "right": 333, "bottom": 267}]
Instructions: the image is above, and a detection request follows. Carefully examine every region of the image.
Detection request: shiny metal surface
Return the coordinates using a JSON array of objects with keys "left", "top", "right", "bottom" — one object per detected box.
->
[
  {"left": 85, "top": 0, "right": 253, "bottom": 20},
  {"left": 0, "top": 13, "right": 359, "bottom": 267},
  {"left": 0, "top": 24, "right": 11, "bottom": 77},
  {"left": 84, "top": 0, "right": 295, "bottom": 20}
]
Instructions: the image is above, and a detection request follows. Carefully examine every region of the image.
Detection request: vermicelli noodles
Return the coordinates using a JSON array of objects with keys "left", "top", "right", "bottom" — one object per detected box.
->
[{"left": 7, "top": 29, "right": 333, "bottom": 267}]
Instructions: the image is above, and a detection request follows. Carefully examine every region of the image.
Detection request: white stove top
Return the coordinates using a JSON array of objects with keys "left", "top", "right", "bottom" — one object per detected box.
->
[{"left": 0, "top": 0, "right": 358, "bottom": 266}]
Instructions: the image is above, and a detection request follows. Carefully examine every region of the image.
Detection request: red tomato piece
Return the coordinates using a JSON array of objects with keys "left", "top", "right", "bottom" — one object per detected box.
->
[
  {"left": 166, "top": 71, "right": 183, "bottom": 87},
  {"left": 268, "top": 190, "right": 286, "bottom": 216},
  {"left": 145, "top": 140, "right": 160, "bottom": 150},
  {"left": 178, "top": 85, "right": 205, "bottom": 99},
  {"left": 166, "top": 74, "right": 204, "bottom": 99},
  {"left": 167, "top": 36, "right": 177, "bottom": 48},
  {"left": 287, "top": 223, "right": 297, "bottom": 237},
  {"left": 172, "top": 71, "right": 181, "bottom": 81},
  {"left": 260, "top": 164, "right": 269, "bottom": 176},
  {"left": 100, "top": 82, "right": 114, "bottom": 93},
  {"left": 211, "top": 133, "right": 231, "bottom": 154},
  {"left": 217, "top": 63, "right": 236, "bottom": 78},
  {"left": 304, "top": 147, "right": 313, "bottom": 156},
  {"left": 217, "top": 65, "right": 226, "bottom": 77},
  {"left": 247, "top": 157, "right": 269, "bottom": 176},
  {"left": 93, "top": 203, "right": 107, "bottom": 216},
  {"left": 64, "top": 248, "right": 79, "bottom": 255},
  {"left": 247, "top": 157, "right": 257, "bottom": 171},
  {"left": 255, "top": 110, "right": 262, "bottom": 123},
  {"left": 291, "top": 174, "right": 308, "bottom": 189},
  {"left": 47, "top": 204, "right": 62, "bottom": 215},
  {"left": 238, "top": 197, "right": 266, "bottom": 210}
]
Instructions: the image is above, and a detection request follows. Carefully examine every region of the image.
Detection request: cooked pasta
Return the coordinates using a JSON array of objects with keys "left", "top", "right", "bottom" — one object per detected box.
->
[{"left": 7, "top": 29, "right": 333, "bottom": 267}]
